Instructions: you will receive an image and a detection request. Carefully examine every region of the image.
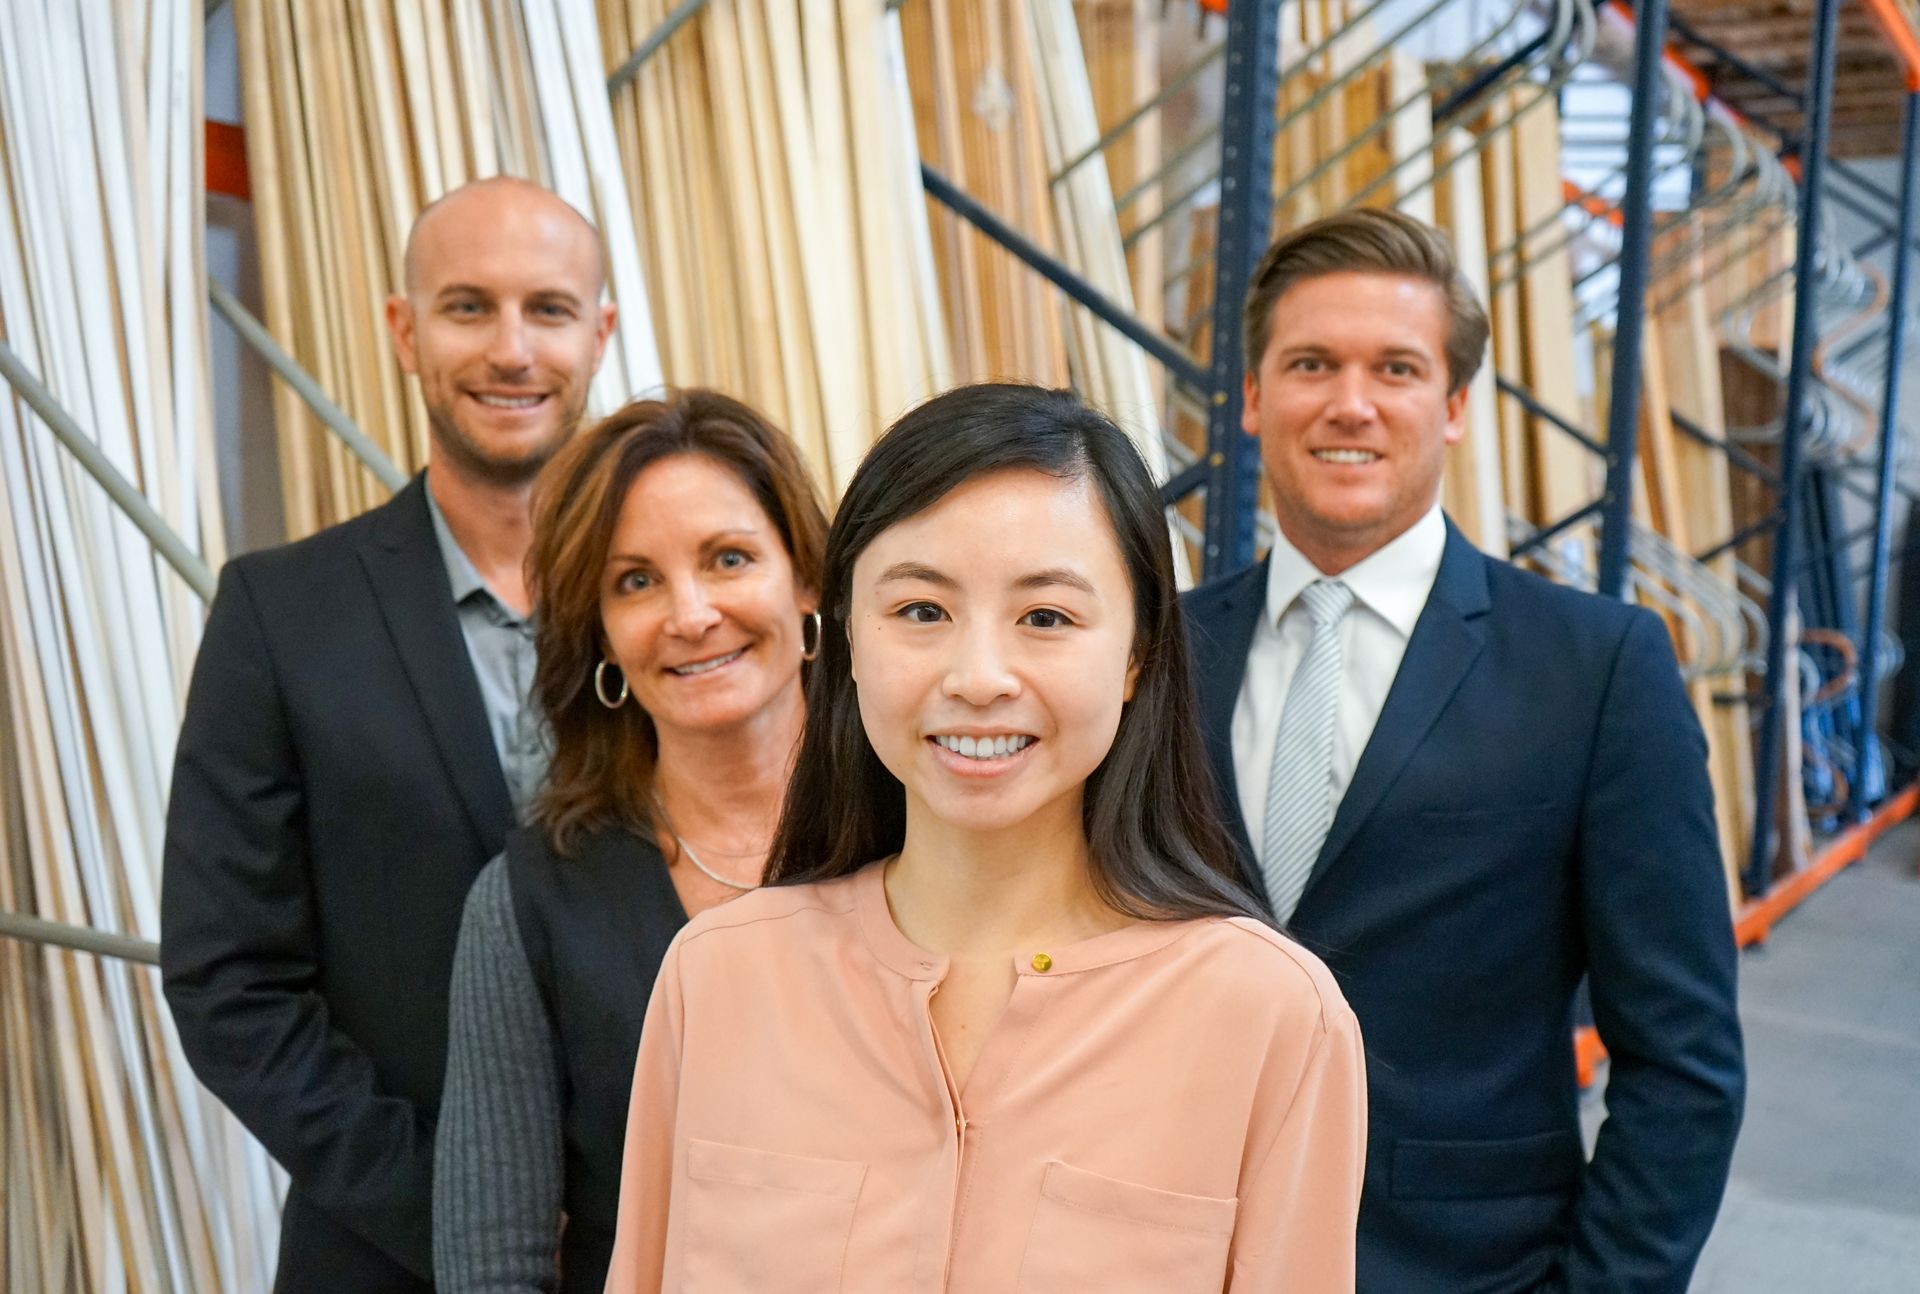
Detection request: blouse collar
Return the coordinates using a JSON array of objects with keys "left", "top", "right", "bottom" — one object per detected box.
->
[{"left": 851, "top": 860, "right": 1203, "bottom": 982}]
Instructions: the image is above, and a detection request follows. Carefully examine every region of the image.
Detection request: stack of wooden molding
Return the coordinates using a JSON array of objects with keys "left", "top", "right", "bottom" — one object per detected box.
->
[
  {"left": 1023, "top": 0, "right": 1173, "bottom": 484},
  {"left": 898, "top": 0, "right": 1192, "bottom": 570},
  {"left": 0, "top": 2, "right": 278, "bottom": 1289},
  {"left": 232, "top": 0, "right": 662, "bottom": 539},
  {"left": 898, "top": 0, "right": 1073, "bottom": 387},
  {"left": 887, "top": 0, "right": 1186, "bottom": 492},
  {"left": 601, "top": 0, "right": 946, "bottom": 495},
  {"left": 1076, "top": 0, "right": 1165, "bottom": 355},
  {"left": 1646, "top": 218, "right": 1753, "bottom": 901}
]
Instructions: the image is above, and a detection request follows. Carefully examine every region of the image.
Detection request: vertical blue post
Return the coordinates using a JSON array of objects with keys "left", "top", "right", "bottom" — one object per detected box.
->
[
  {"left": 1202, "top": 0, "right": 1282, "bottom": 579},
  {"left": 1747, "top": 0, "right": 1843, "bottom": 896},
  {"left": 1595, "top": 0, "right": 1672, "bottom": 599},
  {"left": 1849, "top": 89, "right": 1920, "bottom": 820}
]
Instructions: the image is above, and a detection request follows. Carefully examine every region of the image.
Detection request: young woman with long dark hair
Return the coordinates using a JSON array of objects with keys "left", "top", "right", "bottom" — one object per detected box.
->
[{"left": 604, "top": 384, "right": 1365, "bottom": 1292}]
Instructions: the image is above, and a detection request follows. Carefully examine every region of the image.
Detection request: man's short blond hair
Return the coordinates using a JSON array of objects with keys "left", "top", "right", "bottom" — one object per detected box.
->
[{"left": 1241, "top": 207, "right": 1490, "bottom": 395}]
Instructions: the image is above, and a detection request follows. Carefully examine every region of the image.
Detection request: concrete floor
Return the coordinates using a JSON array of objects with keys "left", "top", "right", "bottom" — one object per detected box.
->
[
  {"left": 1586, "top": 819, "right": 1920, "bottom": 1291},
  {"left": 1687, "top": 819, "right": 1920, "bottom": 1292}
]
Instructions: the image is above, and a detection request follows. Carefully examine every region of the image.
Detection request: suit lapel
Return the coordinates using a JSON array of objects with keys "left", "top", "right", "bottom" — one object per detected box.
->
[
  {"left": 1302, "top": 523, "right": 1492, "bottom": 900},
  {"left": 1186, "top": 559, "right": 1269, "bottom": 887},
  {"left": 357, "top": 475, "right": 513, "bottom": 855}
]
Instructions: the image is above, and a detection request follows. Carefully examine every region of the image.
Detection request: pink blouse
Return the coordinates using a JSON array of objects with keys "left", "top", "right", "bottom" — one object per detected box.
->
[{"left": 605, "top": 863, "right": 1366, "bottom": 1293}]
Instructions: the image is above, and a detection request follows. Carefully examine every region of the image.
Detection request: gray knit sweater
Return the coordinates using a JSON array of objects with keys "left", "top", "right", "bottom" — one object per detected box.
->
[{"left": 434, "top": 857, "right": 564, "bottom": 1293}]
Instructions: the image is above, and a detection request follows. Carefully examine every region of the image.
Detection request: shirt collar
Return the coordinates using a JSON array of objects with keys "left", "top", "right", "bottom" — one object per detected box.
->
[
  {"left": 852, "top": 860, "right": 1198, "bottom": 981},
  {"left": 425, "top": 476, "right": 520, "bottom": 619},
  {"left": 1262, "top": 502, "right": 1446, "bottom": 639}
]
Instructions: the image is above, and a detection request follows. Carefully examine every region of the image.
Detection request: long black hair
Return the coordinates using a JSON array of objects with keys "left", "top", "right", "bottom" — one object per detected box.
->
[{"left": 765, "top": 383, "right": 1264, "bottom": 924}]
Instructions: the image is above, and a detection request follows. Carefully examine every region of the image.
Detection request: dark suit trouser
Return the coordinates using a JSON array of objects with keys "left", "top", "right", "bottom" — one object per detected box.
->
[{"left": 274, "top": 1190, "right": 432, "bottom": 1294}]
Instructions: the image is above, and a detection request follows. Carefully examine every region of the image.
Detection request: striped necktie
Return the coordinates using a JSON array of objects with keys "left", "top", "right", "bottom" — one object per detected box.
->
[{"left": 1260, "top": 579, "right": 1355, "bottom": 922}]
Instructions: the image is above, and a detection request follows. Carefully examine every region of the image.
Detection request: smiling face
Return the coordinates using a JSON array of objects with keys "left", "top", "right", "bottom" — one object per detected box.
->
[
  {"left": 1242, "top": 270, "right": 1468, "bottom": 573},
  {"left": 600, "top": 454, "right": 816, "bottom": 742},
  {"left": 846, "top": 468, "right": 1139, "bottom": 845},
  {"left": 386, "top": 179, "right": 616, "bottom": 487}
]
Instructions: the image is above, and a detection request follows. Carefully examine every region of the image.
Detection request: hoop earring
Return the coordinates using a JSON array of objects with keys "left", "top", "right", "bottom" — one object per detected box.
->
[
  {"left": 594, "top": 659, "right": 628, "bottom": 709},
  {"left": 800, "top": 611, "right": 822, "bottom": 662}
]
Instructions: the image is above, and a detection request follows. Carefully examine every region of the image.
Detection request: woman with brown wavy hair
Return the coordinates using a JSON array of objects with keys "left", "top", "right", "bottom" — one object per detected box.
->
[{"left": 432, "top": 389, "right": 827, "bottom": 1294}]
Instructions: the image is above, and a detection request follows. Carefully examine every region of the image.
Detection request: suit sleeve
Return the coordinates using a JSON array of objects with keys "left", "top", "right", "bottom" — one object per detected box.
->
[
  {"left": 605, "top": 934, "right": 687, "bottom": 1294},
  {"left": 160, "top": 562, "right": 436, "bottom": 1278},
  {"left": 1566, "top": 609, "right": 1745, "bottom": 1293}
]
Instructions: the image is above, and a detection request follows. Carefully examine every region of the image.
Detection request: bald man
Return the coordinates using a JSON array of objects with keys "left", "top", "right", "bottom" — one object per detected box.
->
[{"left": 163, "top": 178, "right": 617, "bottom": 1293}]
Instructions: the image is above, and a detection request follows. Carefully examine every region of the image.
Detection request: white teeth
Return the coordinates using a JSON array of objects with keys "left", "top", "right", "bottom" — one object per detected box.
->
[
  {"left": 670, "top": 648, "right": 744, "bottom": 676},
  {"left": 933, "top": 734, "right": 1033, "bottom": 760},
  {"left": 474, "top": 393, "right": 544, "bottom": 409},
  {"left": 1314, "top": 448, "right": 1378, "bottom": 464}
]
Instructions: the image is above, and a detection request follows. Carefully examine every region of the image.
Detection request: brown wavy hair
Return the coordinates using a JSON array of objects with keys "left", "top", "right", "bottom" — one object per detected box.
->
[
  {"left": 1242, "top": 206, "right": 1490, "bottom": 395},
  {"left": 526, "top": 389, "right": 828, "bottom": 856}
]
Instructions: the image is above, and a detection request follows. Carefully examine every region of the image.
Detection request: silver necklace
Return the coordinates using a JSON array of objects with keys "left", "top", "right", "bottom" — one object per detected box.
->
[{"left": 651, "top": 788, "right": 761, "bottom": 891}]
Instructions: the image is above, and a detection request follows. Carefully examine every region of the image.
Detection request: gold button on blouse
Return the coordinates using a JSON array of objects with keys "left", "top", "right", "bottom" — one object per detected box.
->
[{"left": 1030, "top": 952, "right": 1053, "bottom": 973}]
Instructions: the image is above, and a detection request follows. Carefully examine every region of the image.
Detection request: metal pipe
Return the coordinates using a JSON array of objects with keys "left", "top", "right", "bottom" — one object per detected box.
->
[
  {"left": 607, "top": 0, "right": 711, "bottom": 96},
  {"left": 1670, "top": 410, "right": 1779, "bottom": 486},
  {"left": 1747, "top": 0, "right": 1842, "bottom": 897},
  {"left": 1054, "top": 45, "right": 1223, "bottom": 184},
  {"left": 1117, "top": 123, "right": 1221, "bottom": 214},
  {"left": 1159, "top": 459, "right": 1210, "bottom": 506},
  {"left": 1695, "top": 511, "right": 1783, "bottom": 566},
  {"left": 1434, "top": 28, "right": 1551, "bottom": 123},
  {"left": 1201, "top": 0, "right": 1282, "bottom": 578},
  {"left": 1495, "top": 376, "right": 1607, "bottom": 458},
  {"left": 0, "top": 909, "right": 160, "bottom": 966},
  {"left": 918, "top": 164, "right": 1209, "bottom": 391},
  {"left": 0, "top": 340, "right": 216, "bottom": 602},
  {"left": 1851, "top": 89, "right": 1920, "bottom": 819},
  {"left": 208, "top": 281, "right": 407, "bottom": 492},
  {"left": 1511, "top": 498, "right": 1609, "bottom": 560},
  {"left": 1124, "top": 168, "right": 1225, "bottom": 250},
  {"left": 1596, "top": 0, "right": 1671, "bottom": 599}
]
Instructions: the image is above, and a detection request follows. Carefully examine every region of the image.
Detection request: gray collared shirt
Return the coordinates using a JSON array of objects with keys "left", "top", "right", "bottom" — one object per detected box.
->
[{"left": 426, "top": 487, "right": 546, "bottom": 817}]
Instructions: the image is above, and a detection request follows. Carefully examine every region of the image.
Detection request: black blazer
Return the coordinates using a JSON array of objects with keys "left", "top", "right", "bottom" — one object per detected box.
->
[
  {"left": 162, "top": 475, "right": 511, "bottom": 1292},
  {"left": 1184, "top": 520, "right": 1745, "bottom": 1294},
  {"left": 503, "top": 824, "right": 688, "bottom": 1292}
]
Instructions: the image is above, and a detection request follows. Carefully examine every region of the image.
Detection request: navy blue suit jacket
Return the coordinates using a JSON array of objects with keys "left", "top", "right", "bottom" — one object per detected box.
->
[{"left": 1183, "top": 520, "right": 1744, "bottom": 1294}]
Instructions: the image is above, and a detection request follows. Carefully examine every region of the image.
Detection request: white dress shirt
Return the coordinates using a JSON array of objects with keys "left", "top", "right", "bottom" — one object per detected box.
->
[{"left": 1231, "top": 505, "right": 1448, "bottom": 853}]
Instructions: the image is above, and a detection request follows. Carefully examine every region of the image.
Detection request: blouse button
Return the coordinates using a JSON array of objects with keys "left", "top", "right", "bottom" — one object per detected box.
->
[{"left": 1030, "top": 952, "right": 1053, "bottom": 972}]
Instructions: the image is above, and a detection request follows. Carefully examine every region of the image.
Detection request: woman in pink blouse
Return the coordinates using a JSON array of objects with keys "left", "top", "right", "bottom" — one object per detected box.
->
[{"left": 605, "top": 383, "right": 1366, "bottom": 1292}]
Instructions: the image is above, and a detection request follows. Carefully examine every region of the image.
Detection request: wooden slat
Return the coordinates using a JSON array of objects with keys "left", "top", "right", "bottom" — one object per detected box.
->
[{"left": 1511, "top": 94, "right": 1596, "bottom": 532}]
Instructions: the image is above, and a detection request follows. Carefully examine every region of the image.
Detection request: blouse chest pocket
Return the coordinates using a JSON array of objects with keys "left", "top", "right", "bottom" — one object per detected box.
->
[
  {"left": 1015, "top": 1160, "right": 1238, "bottom": 1294},
  {"left": 680, "top": 1139, "right": 866, "bottom": 1294}
]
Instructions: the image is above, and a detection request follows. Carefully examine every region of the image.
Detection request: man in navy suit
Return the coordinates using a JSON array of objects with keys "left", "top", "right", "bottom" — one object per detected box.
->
[{"left": 1184, "top": 207, "right": 1744, "bottom": 1293}]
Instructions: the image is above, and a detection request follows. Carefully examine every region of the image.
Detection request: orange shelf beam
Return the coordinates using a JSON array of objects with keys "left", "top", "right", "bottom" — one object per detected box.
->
[
  {"left": 206, "top": 120, "right": 248, "bottom": 200},
  {"left": 1861, "top": 0, "right": 1920, "bottom": 92},
  {"left": 1561, "top": 180, "right": 1625, "bottom": 229},
  {"left": 1735, "top": 781, "right": 1920, "bottom": 946}
]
